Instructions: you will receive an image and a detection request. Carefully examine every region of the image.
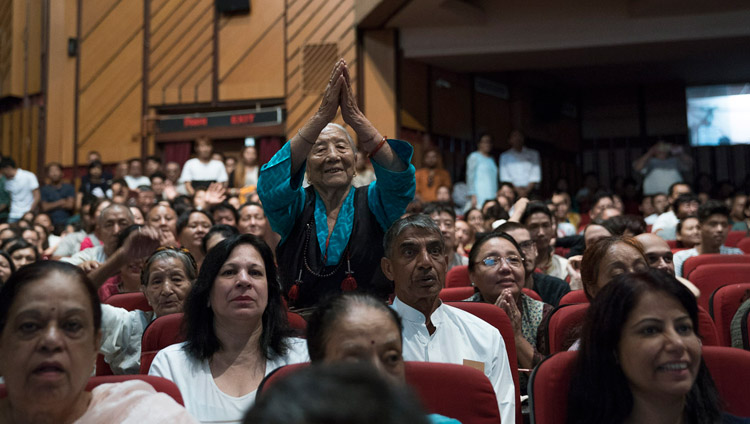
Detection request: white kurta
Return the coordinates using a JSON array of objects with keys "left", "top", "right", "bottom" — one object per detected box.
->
[{"left": 392, "top": 297, "right": 516, "bottom": 424}]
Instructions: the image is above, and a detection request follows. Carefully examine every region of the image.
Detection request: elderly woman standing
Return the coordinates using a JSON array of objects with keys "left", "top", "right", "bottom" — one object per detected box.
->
[{"left": 258, "top": 59, "right": 415, "bottom": 309}]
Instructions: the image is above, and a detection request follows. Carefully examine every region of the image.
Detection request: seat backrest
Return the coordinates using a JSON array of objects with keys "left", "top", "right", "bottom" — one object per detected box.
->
[
  {"left": 545, "top": 304, "right": 588, "bottom": 354},
  {"left": 105, "top": 292, "right": 152, "bottom": 312},
  {"left": 738, "top": 237, "right": 750, "bottom": 254},
  {"left": 404, "top": 362, "right": 501, "bottom": 424},
  {"left": 445, "top": 265, "right": 471, "bottom": 288},
  {"left": 683, "top": 255, "right": 750, "bottom": 280},
  {"left": 528, "top": 350, "right": 577, "bottom": 424},
  {"left": 558, "top": 290, "right": 589, "bottom": 306},
  {"left": 438, "top": 286, "right": 475, "bottom": 302},
  {"left": 445, "top": 301, "right": 522, "bottom": 424},
  {"left": 708, "top": 283, "right": 750, "bottom": 346},
  {"left": 697, "top": 306, "right": 720, "bottom": 347},
  {"left": 689, "top": 263, "right": 750, "bottom": 311},
  {"left": 1, "top": 375, "right": 184, "bottom": 406},
  {"left": 725, "top": 231, "right": 746, "bottom": 247},
  {"left": 666, "top": 239, "right": 678, "bottom": 249},
  {"left": 261, "top": 362, "right": 502, "bottom": 424},
  {"left": 743, "top": 306, "right": 750, "bottom": 350},
  {"left": 523, "top": 288, "right": 543, "bottom": 302},
  {"left": 702, "top": 346, "right": 750, "bottom": 417},
  {"left": 139, "top": 313, "right": 186, "bottom": 374},
  {"left": 287, "top": 310, "right": 307, "bottom": 334}
]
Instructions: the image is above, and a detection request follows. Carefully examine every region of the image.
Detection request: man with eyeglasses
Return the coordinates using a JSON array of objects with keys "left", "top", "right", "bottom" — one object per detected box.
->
[
  {"left": 634, "top": 232, "right": 700, "bottom": 297},
  {"left": 520, "top": 201, "right": 569, "bottom": 280},
  {"left": 382, "top": 214, "right": 516, "bottom": 424},
  {"left": 496, "top": 221, "right": 570, "bottom": 306}
]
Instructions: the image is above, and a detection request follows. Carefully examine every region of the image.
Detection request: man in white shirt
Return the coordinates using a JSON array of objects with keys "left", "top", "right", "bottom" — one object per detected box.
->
[
  {"left": 179, "top": 136, "right": 228, "bottom": 195},
  {"left": 381, "top": 214, "right": 516, "bottom": 424},
  {"left": 499, "top": 130, "right": 540, "bottom": 198},
  {"left": 673, "top": 200, "right": 744, "bottom": 277},
  {"left": 0, "top": 157, "right": 40, "bottom": 222},
  {"left": 124, "top": 158, "right": 151, "bottom": 190}
]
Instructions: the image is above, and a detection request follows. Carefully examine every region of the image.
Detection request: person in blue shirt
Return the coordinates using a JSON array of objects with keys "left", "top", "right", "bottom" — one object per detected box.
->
[
  {"left": 258, "top": 59, "right": 415, "bottom": 309},
  {"left": 40, "top": 162, "right": 75, "bottom": 232}
]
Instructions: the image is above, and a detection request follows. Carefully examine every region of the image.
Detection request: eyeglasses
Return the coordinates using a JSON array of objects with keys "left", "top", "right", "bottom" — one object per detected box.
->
[
  {"left": 517, "top": 240, "right": 536, "bottom": 251},
  {"left": 475, "top": 255, "right": 524, "bottom": 269}
]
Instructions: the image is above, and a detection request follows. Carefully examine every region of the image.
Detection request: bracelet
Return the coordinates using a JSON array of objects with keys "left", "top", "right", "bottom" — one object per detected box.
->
[
  {"left": 297, "top": 129, "right": 315, "bottom": 145},
  {"left": 367, "top": 136, "right": 387, "bottom": 158}
]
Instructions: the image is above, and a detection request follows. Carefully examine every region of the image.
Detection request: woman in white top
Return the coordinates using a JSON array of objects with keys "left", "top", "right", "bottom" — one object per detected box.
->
[{"left": 149, "top": 234, "right": 308, "bottom": 423}]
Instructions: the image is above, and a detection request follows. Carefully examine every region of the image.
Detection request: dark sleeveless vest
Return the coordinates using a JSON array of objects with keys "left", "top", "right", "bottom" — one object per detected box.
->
[{"left": 276, "top": 186, "right": 393, "bottom": 309}]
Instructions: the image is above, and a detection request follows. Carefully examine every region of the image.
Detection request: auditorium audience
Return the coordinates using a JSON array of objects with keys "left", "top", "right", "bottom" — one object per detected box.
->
[
  {"left": 424, "top": 202, "right": 467, "bottom": 271},
  {"left": 651, "top": 182, "right": 693, "bottom": 239},
  {"left": 581, "top": 236, "right": 649, "bottom": 301},
  {"left": 149, "top": 234, "right": 308, "bottom": 423},
  {"left": 7, "top": 239, "right": 39, "bottom": 269},
  {"left": 180, "top": 136, "right": 229, "bottom": 195},
  {"left": 383, "top": 214, "right": 515, "bottom": 424},
  {"left": 567, "top": 269, "right": 744, "bottom": 424},
  {"left": 124, "top": 158, "right": 151, "bottom": 190},
  {"left": 634, "top": 232, "right": 701, "bottom": 297},
  {"left": 674, "top": 200, "right": 744, "bottom": 277},
  {"left": 258, "top": 59, "right": 414, "bottom": 309},
  {"left": 499, "top": 130, "right": 540, "bottom": 198},
  {"left": 40, "top": 162, "right": 75, "bottom": 230},
  {"left": 0, "top": 261, "right": 197, "bottom": 423}
]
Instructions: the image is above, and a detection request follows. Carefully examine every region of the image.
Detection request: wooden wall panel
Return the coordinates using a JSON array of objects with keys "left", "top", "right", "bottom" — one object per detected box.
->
[
  {"left": 148, "top": 0, "right": 214, "bottom": 105},
  {"left": 0, "top": 0, "right": 13, "bottom": 96},
  {"left": 0, "top": 106, "right": 38, "bottom": 172},
  {"left": 362, "top": 30, "right": 397, "bottom": 140},
  {"left": 399, "top": 58, "right": 428, "bottom": 132},
  {"left": 1, "top": 0, "right": 42, "bottom": 97},
  {"left": 77, "top": 0, "right": 143, "bottom": 163},
  {"left": 26, "top": 0, "right": 42, "bottom": 94},
  {"left": 430, "top": 68, "right": 472, "bottom": 140},
  {"left": 285, "top": 0, "right": 357, "bottom": 136},
  {"left": 80, "top": 0, "right": 118, "bottom": 38},
  {"left": 218, "top": 0, "right": 285, "bottom": 101}
]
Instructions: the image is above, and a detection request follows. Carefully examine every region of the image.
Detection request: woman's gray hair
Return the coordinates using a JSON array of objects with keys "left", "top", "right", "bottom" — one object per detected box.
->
[
  {"left": 140, "top": 248, "right": 198, "bottom": 286},
  {"left": 383, "top": 214, "right": 444, "bottom": 258},
  {"left": 324, "top": 123, "right": 357, "bottom": 154}
]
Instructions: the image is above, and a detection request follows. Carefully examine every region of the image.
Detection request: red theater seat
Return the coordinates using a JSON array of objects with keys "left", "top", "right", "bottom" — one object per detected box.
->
[
  {"left": 139, "top": 313, "right": 186, "bottom": 374},
  {"left": 725, "top": 231, "right": 746, "bottom": 247},
  {"left": 261, "top": 362, "right": 502, "bottom": 424},
  {"left": 697, "top": 306, "right": 720, "bottom": 347},
  {"left": 558, "top": 290, "right": 588, "bottom": 305},
  {"left": 105, "top": 292, "right": 152, "bottom": 312},
  {"left": 523, "top": 288, "right": 543, "bottom": 302},
  {"left": 445, "top": 265, "right": 471, "bottom": 287},
  {"left": 689, "top": 264, "right": 750, "bottom": 311},
  {"left": 709, "top": 283, "right": 750, "bottom": 346},
  {"left": 1, "top": 375, "right": 184, "bottom": 406},
  {"left": 683, "top": 254, "right": 750, "bottom": 280},
  {"left": 703, "top": 346, "right": 750, "bottom": 417},
  {"left": 446, "top": 301, "right": 522, "bottom": 424},
  {"left": 545, "top": 303, "right": 588, "bottom": 354},
  {"left": 439, "top": 286, "right": 475, "bottom": 302},
  {"left": 738, "top": 237, "right": 750, "bottom": 254}
]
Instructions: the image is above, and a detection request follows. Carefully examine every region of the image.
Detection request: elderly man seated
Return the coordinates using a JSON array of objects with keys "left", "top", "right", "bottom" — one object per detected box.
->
[{"left": 382, "top": 214, "right": 515, "bottom": 424}]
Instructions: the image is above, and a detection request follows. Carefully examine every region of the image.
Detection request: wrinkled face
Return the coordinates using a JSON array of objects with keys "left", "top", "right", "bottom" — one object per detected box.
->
[
  {"left": 466, "top": 210, "right": 485, "bottom": 233},
  {"left": 551, "top": 194, "right": 569, "bottom": 219},
  {"left": 0, "top": 255, "right": 12, "bottom": 283},
  {"left": 636, "top": 234, "right": 675, "bottom": 276},
  {"left": 213, "top": 209, "right": 236, "bottom": 227},
  {"left": 455, "top": 220, "right": 473, "bottom": 246},
  {"left": 700, "top": 214, "right": 729, "bottom": 249},
  {"left": 238, "top": 205, "right": 267, "bottom": 237},
  {"left": 584, "top": 224, "right": 611, "bottom": 248},
  {"left": 143, "top": 256, "right": 192, "bottom": 317},
  {"left": 242, "top": 146, "right": 258, "bottom": 165},
  {"left": 505, "top": 227, "right": 537, "bottom": 276},
  {"left": 99, "top": 207, "right": 133, "bottom": 247},
  {"left": 381, "top": 228, "right": 446, "bottom": 306},
  {"left": 470, "top": 237, "right": 525, "bottom": 304},
  {"left": 590, "top": 197, "right": 614, "bottom": 219},
  {"left": 306, "top": 125, "right": 356, "bottom": 189},
  {"left": 653, "top": 195, "right": 669, "bottom": 214},
  {"left": 196, "top": 140, "right": 213, "bottom": 160},
  {"left": 210, "top": 244, "right": 269, "bottom": 324},
  {"left": 594, "top": 243, "right": 648, "bottom": 296},
  {"left": 323, "top": 306, "right": 405, "bottom": 383},
  {"left": 179, "top": 212, "right": 212, "bottom": 251},
  {"left": 0, "top": 273, "right": 99, "bottom": 404},
  {"left": 46, "top": 165, "right": 62, "bottom": 184},
  {"left": 147, "top": 205, "right": 177, "bottom": 237},
  {"left": 429, "top": 211, "right": 455, "bottom": 251},
  {"left": 677, "top": 217, "right": 701, "bottom": 248},
  {"left": 618, "top": 291, "right": 701, "bottom": 402},
  {"left": 525, "top": 212, "right": 554, "bottom": 254}
]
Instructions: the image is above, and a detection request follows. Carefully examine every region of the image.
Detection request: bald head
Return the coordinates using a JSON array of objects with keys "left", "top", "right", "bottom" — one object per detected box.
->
[{"left": 634, "top": 233, "right": 674, "bottom": 276}]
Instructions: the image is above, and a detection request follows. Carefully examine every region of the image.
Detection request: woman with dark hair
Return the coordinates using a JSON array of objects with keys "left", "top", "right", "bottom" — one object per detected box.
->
[
  {"left": 232, "top": 145, "right": 260, "bottom": 200},
  {"left": 467, "top": 232, "right": 552, "bottom": 370},
  {"left": 202, "top": 224, "right": 240, "bottom": 255},
  {"left": 100, "top": 247, "right": 197, "bottom": 374},
  {"left": 567, "top": 269, "right": 746, "bottom": 424},
  {"left": 465, "top": 208, "right": 485, "bottom": 233},
  {"left": 149, "top": 234, "right": 308, "bottom": 423},
  {"left": 0, "top": 250, "right": 16, "bottom": 284},
  {"left": 176, "top": 209, "right": 213, "bottom": 269},
  {"left": 7, "top": 238, "right": 39, "bottom": 270},
  {"left": 580, "top": 236, "right": 649, "bottom": 301},
  {"left": 0, "top": 261, "right": 195, "bottom": 422}
]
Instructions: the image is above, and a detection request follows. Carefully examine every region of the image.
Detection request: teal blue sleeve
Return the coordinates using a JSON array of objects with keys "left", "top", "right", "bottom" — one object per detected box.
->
[
  {"left": 367, "top": 139, "right": 416, "bottom": 231},
  {"left": 257, "top": 141, "right": 307, "bottom": 243},
  {"left": 428, "top": 414, "right": 462, "bottom": 424}
]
